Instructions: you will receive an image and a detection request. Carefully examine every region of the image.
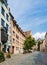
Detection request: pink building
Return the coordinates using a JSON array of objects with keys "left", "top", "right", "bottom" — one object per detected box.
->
[{"left": 40, "top": 40, "right": 46, "bottom": 52}]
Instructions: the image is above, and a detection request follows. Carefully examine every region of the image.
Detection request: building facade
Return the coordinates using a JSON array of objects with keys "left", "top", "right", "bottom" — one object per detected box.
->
[
  {"left": 40, "top": 40, "right": 46, "bottom": 52},
  {"left": 24, "top": 31, "right": 32, "bottom": 38},
  {"left": 0, "top": 0, "right": 32, "bottom": 54},
  {"left": 11, "top": 20, "right": 26, "bottom": 54},
  {"left": 45, "top": 32, "right": 47, "bottom": 51},
  {"left": 40, "top": 32, "right": 47, "bottom": 52},
  {"left": 0, "top": 0, "right": 11, "bottom": 53}
]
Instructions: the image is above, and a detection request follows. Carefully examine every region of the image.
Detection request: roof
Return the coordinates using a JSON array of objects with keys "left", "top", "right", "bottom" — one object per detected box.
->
[{"left": 12, "top": 20, "right": 26, "bottom": 37}]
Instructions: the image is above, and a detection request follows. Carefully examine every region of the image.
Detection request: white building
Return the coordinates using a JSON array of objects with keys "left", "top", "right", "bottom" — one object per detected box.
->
[{"left": 0, "top": 0, "right": 11, "bottom": 53}]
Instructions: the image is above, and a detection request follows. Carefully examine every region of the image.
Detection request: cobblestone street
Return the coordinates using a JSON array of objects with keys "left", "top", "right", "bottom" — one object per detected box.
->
[{"left": 0, "top": 51, "right": 47, "bottom": 65}]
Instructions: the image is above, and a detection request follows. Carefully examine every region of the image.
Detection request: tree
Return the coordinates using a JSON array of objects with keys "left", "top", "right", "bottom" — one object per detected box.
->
[{"left": 23, "top": 36, "right": 36, "bottom": 52}]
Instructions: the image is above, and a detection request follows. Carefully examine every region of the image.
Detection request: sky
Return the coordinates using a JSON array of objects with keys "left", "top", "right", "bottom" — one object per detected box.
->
[{"left": 8, "top": 0, "right": 47, "bottom": 40}]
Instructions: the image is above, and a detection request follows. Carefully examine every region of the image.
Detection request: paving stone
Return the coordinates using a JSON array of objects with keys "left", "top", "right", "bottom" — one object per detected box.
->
[{"left": 0, "top": 51, "right": 47, "bottom": 65}]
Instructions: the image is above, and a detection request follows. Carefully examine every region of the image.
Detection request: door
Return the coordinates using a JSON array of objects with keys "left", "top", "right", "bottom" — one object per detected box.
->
[{"left": 12, "top": 46, "right": 14, "bottom": 54}]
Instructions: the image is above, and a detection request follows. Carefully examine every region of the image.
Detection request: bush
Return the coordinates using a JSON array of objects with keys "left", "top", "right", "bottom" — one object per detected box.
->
[
  {"left": 6, "top": 53, "right": 11, "bottom": 58},
  {"left": 0, "top": 51, "right": 5, "bottom": 63}
]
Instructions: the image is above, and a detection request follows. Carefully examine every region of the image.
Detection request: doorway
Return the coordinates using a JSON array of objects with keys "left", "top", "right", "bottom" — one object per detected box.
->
[{"left": 12, "top": 46, "right": 14, "bottom": 54}]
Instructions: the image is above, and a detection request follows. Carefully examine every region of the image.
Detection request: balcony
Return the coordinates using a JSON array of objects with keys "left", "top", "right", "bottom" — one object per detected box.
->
[{"left": 1, "top": 27, "right": 8, "bottom": 44}]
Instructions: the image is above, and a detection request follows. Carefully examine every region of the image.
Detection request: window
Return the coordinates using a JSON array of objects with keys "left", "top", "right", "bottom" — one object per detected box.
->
[
  {"left": 13, "top": 38, "right": 15, "bottom": 43},
  {"left": 1, "top": 19, "right": 5, "bottom": 27},
  {"left": 13, "top": 31, "right": 15, "bottom": 34},
  {"left": 13, "top": 31, "right": 15, "bottom": 36},
  {"left": 16, "top": 34, "right": 19, "bottom": 39},
  {"left": 6, "top": 23, "right": 9, "bottom": 30},
  {"left": 1, "top": 7, "right": 5, "bottom": 16},
  {"left": 3, "top": 0, "right": 8, "bottom": 7},
  {"left": 6, "top": 14, "right": 9, "bottom": 21}
]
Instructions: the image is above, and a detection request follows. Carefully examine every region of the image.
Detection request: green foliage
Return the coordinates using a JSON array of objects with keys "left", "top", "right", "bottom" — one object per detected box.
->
[
  {"left": 23, "top": 36, "right": 36, "bottom": 52},
  {"left": 6, "top": 53, "right": 11, "bottom": 58},
  {"left": 0, "top": 51, "right": 5, "bottom": 63}
]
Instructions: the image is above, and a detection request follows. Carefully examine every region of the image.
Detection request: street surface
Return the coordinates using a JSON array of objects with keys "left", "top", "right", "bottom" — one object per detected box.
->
[{"left": 0, "top": 51, "right": 47, "bottom": 65}]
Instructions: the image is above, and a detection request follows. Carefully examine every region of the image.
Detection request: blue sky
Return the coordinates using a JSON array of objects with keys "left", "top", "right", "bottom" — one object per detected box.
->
[{"left": 8, "top": 0, "right": 47, "bottom": 38}]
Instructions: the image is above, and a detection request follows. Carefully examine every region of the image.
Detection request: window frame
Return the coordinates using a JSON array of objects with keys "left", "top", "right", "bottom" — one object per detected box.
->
[
  {"left": 6, "top": 23, "right": 9, "bottom": 30},
  {"left": 1, "top": 7, "right": 5, "bottom": 16},
  {"left": 6, "top": 13, "right": 9, "bottom": 21},
  {"left": 1, "top": 18, "right": 5, "bottom": 27}
]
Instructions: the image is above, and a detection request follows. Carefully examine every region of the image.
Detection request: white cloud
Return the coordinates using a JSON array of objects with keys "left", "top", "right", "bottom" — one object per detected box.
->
[{"left": 33, "top": 32, "right": 46, "bottom": 40}]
